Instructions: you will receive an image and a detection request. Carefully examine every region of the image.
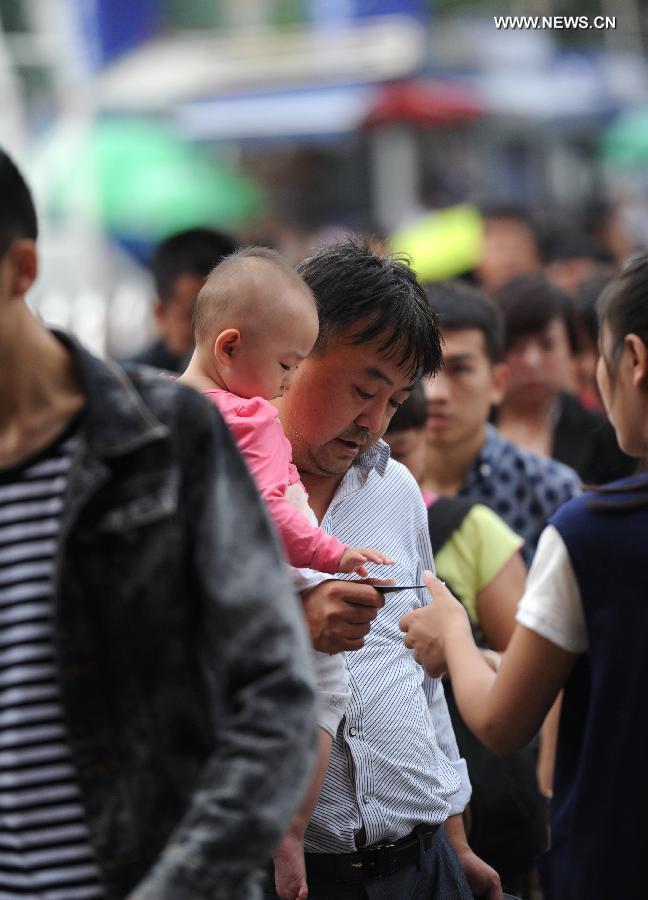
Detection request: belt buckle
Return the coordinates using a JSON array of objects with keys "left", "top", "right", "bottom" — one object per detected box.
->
[{"left": 367, "top": 840, "right": 397, "bottom": 878}]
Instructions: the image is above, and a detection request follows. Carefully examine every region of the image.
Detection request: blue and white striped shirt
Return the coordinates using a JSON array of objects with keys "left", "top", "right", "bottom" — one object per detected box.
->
[{"left": 304, "top": 440, "right": 471, "bottom": 853}]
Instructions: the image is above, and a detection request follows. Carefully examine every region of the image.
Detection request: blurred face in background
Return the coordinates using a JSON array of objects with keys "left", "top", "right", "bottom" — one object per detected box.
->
[
  {"left": 424, "top": 329, "right": 507, "bottom": 451},
  {"left": 572, "top": 328, "right": 603, "bottom": 411},
  {"left": 477, "top": 217, "right": 542, "bottom": 296},
  {"left": 384, "top": 427, "right": 427, "bottom": 484},
  {"left": 503, "top": 318, "right": 573, "bottom": 410},
  {"left": 154, "top": 273, "right": 205, "bottom": 357},
  {"left": 545, "top": 257, "right": 599, "bottom": 298}
]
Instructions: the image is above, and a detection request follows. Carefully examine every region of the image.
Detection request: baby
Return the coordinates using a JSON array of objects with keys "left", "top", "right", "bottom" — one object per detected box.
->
[
  {"left": 181, "top": 246, "right": 391, "bottom": 576},
  {"left": 180, "top": 246, "right": 393, "bottom": 899}
]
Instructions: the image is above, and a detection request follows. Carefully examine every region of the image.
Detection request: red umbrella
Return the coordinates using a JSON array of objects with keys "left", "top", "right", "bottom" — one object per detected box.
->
[{"left": 362, "top": 81, "right": 482, "bottom": 129}]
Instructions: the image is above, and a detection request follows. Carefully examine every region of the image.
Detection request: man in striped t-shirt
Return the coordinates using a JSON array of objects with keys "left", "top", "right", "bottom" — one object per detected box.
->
[{"left": 0, "top": 152, "right": 318, "bottom": 898}]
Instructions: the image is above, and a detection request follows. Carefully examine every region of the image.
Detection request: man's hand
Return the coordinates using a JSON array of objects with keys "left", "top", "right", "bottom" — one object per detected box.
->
[
  {"left": 301, "top": 579, "right": 390, "bottom": 653},
  {"left": 454, "top": 845, "right": 502, "bottom": 900},
  {"left": 444, "top": 814, "right": 503, "bottom": 900}
]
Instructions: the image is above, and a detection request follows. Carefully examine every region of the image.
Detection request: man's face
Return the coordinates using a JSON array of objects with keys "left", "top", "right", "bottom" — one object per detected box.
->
[
  {"left": 423, "top": 328, "right": 506, "bottom": 450},
  {"left": 504, "top": 318, "right": 573, "bottom": 408},
  {"left": 277, "top": 327, "right": 414, "bottom": 479},
  {"left": 477, "top": 217, "right": 541, "bottom": 296},
  {"left": 154, "top": 273, "right": 205, "bottom": 357},
  {"left": 384, "top": 428, "right": 427, "bottom": 484}
]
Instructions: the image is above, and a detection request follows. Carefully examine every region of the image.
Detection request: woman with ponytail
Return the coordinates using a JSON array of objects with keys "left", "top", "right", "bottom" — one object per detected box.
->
[{"left": 400, "top": 256, "right": 648, "bottom": 900}]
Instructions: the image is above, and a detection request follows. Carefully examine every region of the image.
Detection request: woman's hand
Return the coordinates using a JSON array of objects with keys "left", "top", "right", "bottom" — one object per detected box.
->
[{"left": 399, "top": 571, "right": 472, "bottom": 677}]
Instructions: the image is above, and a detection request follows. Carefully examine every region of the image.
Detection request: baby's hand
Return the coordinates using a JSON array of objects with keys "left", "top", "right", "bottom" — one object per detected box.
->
[{"left": 339, "top": 547, "right": 395, "bottom": 577}]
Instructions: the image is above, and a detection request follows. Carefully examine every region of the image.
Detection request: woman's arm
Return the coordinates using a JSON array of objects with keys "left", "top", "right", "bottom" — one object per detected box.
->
[
  {"left": 400, "top": 574, "right": 578, "bottom": 755},
  {"left": 476, "top": 549, "right": 526, "bottom": 651}
]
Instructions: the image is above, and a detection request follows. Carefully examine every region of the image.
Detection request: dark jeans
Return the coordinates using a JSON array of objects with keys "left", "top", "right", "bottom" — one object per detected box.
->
[{"left": 264, "top": 827, "right": 473, "bottom": 899}]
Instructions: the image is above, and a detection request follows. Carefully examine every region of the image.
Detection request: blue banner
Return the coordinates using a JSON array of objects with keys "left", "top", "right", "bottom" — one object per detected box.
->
[
  {"left": 67, "top": 0, "right": 160, "bottom": 69},
  {"left": 306, "top": 0, "right": 425, "bottom": 26}
]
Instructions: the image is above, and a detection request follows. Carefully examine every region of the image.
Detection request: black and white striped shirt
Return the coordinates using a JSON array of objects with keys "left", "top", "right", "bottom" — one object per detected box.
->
[
  {"left": 0, "top": 425, "right": 105, "bottom": 899},
  {"left": 304, "top": 441, "right": 471, "bottom": 853}
]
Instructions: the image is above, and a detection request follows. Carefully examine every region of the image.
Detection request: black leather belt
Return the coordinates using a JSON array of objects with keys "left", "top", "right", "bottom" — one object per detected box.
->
[{"left": 304, "top": 824, "right": 441, "bottom": 883}]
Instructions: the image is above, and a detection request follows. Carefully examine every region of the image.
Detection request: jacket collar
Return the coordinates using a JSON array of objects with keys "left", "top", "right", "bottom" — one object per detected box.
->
[{"left": 54, "top": 330, "right": 169, "bottom": 458}]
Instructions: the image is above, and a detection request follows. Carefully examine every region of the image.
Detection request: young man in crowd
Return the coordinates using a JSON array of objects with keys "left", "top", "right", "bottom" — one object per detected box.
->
[
  {"left": 0, "top": 150, "right": 317, "bottom": 900},
  {"left": 267, "top": 240, "right": 502, "bottom": 900},
  {"left": 493, "top": 273, "right": 635, "bottom": 485},
  {"left": 133, "top": 227, "right": 237, "bottom": 372},
  {"left": 423, "top": 281, "right": 580, "bottom": 563},
  {"left": 475, "top": 205, "right": 542, "bottom": 297}
]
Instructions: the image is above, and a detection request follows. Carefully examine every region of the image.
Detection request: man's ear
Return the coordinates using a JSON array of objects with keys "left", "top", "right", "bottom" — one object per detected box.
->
[
  {"left": 6, "top": 239, "right": 37, "bottom": 298},
  {"left": 626, "top": 334, "right": 648, "bottom": 389},
  {"left": 490, "top": 361, "right": 510, "bottom": 405},
  {"left": 214, "top": 329, "right": 241, "bottom": 367}
]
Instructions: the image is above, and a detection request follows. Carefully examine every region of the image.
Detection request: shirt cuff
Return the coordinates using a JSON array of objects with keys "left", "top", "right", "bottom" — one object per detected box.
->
[{"left": 291, "top": 566, "right": 331, "bottom": 594}]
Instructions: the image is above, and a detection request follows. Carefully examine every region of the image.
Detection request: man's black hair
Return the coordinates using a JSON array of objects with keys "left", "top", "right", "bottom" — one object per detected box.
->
[
  {"left": 426, "top": 280, "right": 504, "bottom": 364},
  {"left": 540, "top": 226, "right": 610, "bottom": 265},
  {"left": 385, "top": 381, "right": 427, "bottom": 434},
  {"left": 479, "top": 202, "right": 539, "bottom": 237},
  {"left": 297, "top": 238, "right": 442, "bottom": 380},
  {"left": 493, "top": 274, "right": 578, "bottom": 354},
  {"left": 573, "top": 268, "right": 615, "bottom": 346},
  {"left": 0, "top": 150, "right": 38, "bottom": 258},
  {"left": 152, "top": 227, "right": 238, "bottom": 303}
]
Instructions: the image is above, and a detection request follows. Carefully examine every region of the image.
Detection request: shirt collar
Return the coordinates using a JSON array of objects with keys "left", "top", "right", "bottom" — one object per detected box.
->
[
  {"left": 52, "top": 329, "right": 169, "bottom": 458},
  {"left": 355, "top": 439, "right": 390, "bottom": 476},
  {"left": 466, "top": 424, "right": 507, "bottom": 484}
]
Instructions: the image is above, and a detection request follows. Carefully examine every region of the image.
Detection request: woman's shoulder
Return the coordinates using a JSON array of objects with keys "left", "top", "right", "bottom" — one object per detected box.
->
[{"left": 464, "top": 503, "right": 523, "bottom": 546}]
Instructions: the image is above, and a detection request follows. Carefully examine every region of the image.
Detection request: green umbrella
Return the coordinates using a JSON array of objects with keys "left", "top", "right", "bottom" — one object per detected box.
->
[
  {"left": 601, "top": 105, "right": 648, "bottom": 167},
  {"left": 30, "top": 118, "right": 263, "bottom": 239}
]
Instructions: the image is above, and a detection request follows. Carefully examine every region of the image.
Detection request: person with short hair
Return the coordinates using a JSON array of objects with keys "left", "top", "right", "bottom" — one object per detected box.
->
[
  {"left": 133, "top": 227, "right": 238, "bottom": 372},
  {"left": 493, "top": 273, "right": 635, "bottom": 484},
  {"left": 181, "top": 245, "right": 393, "bottom": 577},
  {"left": 423, "top": 281, "right": 580, "bottom": 563},
  {"left": 400, "top": 253, "right": 648, "bottom": 900},
  {"left": 180, "top": 245, "right": 395, "bottom": 900},
  {"left": 541, "top": 225, "right": 611, "bottom": 297},
  {"left": 0, "top": 149, "right": 317, "bottom": 900},
  {"left": 264, "top": 240, "right": 503, "bottom": 900},
  {"left": 386, "top": 385, "right": 525, "bottom": 647},
  {"left": 476, "top": 205, "right": 542, "bottom": 296}
]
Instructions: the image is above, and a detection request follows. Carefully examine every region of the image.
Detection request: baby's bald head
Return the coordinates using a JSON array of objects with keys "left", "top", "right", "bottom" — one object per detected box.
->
[
  {"left": 193, "top": 247, "right": 317, "bottom": 346},
  {"left": 190, "top": 247, "right": 319, "bottom": 400}
]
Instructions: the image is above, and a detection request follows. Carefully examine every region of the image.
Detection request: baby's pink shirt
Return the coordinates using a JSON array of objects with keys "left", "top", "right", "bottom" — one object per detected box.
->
[{"left": 203, "top": 389, "right": 348, "bottom": 573}]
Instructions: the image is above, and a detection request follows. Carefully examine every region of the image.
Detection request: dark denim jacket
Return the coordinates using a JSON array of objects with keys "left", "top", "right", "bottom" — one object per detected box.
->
[{"left": 53, "top": 334, "right": 317, "bottom": 899}]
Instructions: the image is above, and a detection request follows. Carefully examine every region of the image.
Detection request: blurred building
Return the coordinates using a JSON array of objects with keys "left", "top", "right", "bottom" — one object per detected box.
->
[{"left": 1, "top": 0, "right": 648, "bottom": 354}]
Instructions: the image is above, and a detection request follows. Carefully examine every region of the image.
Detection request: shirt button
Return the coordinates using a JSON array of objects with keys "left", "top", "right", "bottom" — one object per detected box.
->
[
  {"left": 479, "top": 462, "right": 492, "bottom": 476},
  {"left": 349, "top": 727, "right": 357, "bottom": 737},
  {"left": 362, "top": 794, "right": 370, "bottom": 804}
]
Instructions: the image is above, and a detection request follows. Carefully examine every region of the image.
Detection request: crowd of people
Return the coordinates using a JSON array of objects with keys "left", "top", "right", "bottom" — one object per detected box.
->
[{"left": 1, "top": 146, "right": 646, "bottom": 900}]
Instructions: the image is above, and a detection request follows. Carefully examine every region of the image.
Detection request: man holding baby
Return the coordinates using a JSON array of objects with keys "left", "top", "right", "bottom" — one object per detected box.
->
[{"left": 264, "top": 240, "right": 502, "bottom": 900}]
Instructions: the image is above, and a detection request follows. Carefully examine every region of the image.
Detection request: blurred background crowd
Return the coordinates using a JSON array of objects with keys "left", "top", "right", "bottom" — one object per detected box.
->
[{"left": 1, "top": 0, "right": 648, "bottom": 360}]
